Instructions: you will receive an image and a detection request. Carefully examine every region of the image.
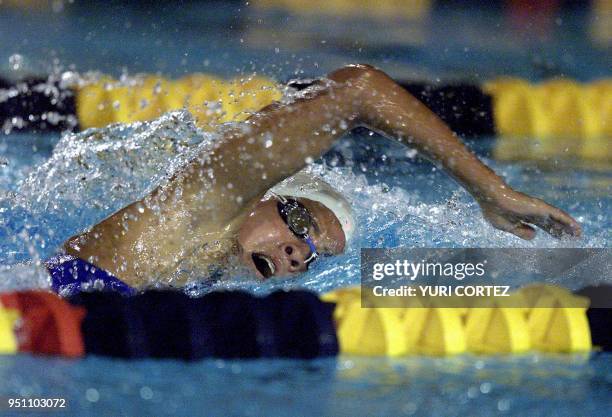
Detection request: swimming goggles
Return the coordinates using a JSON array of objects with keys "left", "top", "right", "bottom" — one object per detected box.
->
[{"left": 274, "top": 194, "right": 319, "bottom": 264}]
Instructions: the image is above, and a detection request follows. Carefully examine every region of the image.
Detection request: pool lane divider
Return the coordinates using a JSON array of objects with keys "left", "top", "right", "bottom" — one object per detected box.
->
[
  {"left": 325, "top": 284, "right": 593, "bottom": 356},
  {"left": 1, "top": 74, "right": 609, "bottom": 161},
  {"left": 0, "top": 303, "right": 19, "bottom": 353},
  {"left": 252, "top": 0, "right": 432, "bottom": 19},
  {"left": 0, "top": 284, "right": 604, "bottom": 360},
  {"left": 0, "top": 292, "right": 85, "bottom": 357}
]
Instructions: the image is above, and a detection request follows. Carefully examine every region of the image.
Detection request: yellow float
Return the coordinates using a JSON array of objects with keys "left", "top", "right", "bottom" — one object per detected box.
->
[
  {"left": 0, "top": 303, "right": 19, "bottom": 354},
  {"left": 324, "top": 284, "right": 592, "bottom": 356},
  {"left": 76, "top": 74, "right": 281, "bottom": 131}
]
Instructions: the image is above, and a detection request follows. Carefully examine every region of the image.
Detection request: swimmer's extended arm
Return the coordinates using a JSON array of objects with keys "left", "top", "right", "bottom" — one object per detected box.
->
[
  {"left": 210, "top": 64, "right": 580, "bottom": 240},
  {"left": 336, "top": 66, "right": 581, "bottom": 239},
  {"left": 352, "top": 67, "right": 581, "bottom": 239}
]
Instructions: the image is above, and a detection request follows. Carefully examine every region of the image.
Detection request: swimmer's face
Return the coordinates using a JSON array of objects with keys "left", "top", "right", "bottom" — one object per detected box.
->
[{"left": 237, "top": 197, "right": 346, "bottom": 279}]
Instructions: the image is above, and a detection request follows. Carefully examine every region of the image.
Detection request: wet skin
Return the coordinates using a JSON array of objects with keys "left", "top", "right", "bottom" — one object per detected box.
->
[
  {"left": 65, "top": 64, "right": 581, "bottom": 287},
  {"left": 237, "top": 196, "right": 345, "bottom": 279}
]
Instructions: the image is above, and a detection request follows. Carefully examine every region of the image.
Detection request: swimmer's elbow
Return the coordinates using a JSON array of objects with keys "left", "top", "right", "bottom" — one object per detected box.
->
[
  {"left": 328, "top": 64, "right": 387, "bottom": 84},
  {"left": 63, "top": 236, "right": 84, "bottom": 261},
  {"left": 326, "top": 64, "right": 393, "bottom": 120}
]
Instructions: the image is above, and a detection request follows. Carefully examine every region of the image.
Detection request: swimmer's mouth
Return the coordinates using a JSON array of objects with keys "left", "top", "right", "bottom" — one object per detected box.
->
[{"left": 251, "top": 253, "right": 276, "bottom": 278}]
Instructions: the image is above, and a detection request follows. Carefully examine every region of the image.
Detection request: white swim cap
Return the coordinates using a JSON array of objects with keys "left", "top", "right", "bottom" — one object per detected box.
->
[{"left": 268, "top": 172, "right": 355, "bottom": 243}]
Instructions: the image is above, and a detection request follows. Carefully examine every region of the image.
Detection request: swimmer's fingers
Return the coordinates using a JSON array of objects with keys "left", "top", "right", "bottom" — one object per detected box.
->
[
  {"left": 480, "top": 191, "right": 581, "bottom": 240},
  {"left": 526, "top": 202, "right": 582, "bottom": 239},
  {"left": 484, "top": 210, "right": 537, "bottom": 240}
]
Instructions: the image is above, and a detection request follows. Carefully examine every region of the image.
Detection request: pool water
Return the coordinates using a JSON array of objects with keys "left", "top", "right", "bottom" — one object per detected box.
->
[
  {"left": 0, "top": 354, "right": 610, "bottom": 417},
  {"left": 0, "top": 1, "right": 610, "bottom": 416}
]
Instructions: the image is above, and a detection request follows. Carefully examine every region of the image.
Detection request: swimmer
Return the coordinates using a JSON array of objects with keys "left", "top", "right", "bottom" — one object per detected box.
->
[{"left": 57, "top": 65, "right": 581, "bottom": 291}]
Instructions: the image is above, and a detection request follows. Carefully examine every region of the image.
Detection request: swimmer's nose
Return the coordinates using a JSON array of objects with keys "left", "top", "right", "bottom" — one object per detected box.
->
[{"left": 281, "top": 243, "right": 309, "bottom": 273}]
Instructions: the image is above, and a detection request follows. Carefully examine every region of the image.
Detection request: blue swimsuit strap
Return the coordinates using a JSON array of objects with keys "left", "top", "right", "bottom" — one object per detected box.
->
[{"left": 46, "top": 254, "right": 137, "bottom": 296}]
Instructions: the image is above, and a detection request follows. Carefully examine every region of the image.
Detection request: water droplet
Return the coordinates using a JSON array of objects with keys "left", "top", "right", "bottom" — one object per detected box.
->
[
  {"left": 480, "top": 382, "right": 492, "bottom": 394},
  {"left": 140, "top": 386, "right": 153, "bottom": 400},
  {"left": 8, "top": 54, "right": 23, "bottom": 71},
  {"left": 497, "top": 399, "right": 510, "bottom": 412},
  {"left": 85, "top": 388, "right": 100, "bottom": 402}
]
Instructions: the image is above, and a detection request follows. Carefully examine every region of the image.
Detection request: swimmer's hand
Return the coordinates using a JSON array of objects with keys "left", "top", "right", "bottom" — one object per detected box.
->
[{"left": 478, "top": 190, "right": 582, "bottom": 240}]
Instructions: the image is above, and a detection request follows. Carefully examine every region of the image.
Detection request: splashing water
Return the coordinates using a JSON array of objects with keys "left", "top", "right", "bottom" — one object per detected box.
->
[
  {"left": 1, "top": 110, "right": 218, "bottom": 288},
  {"left": 0, "top": 110, "right": 609, "bottom": 293}
]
